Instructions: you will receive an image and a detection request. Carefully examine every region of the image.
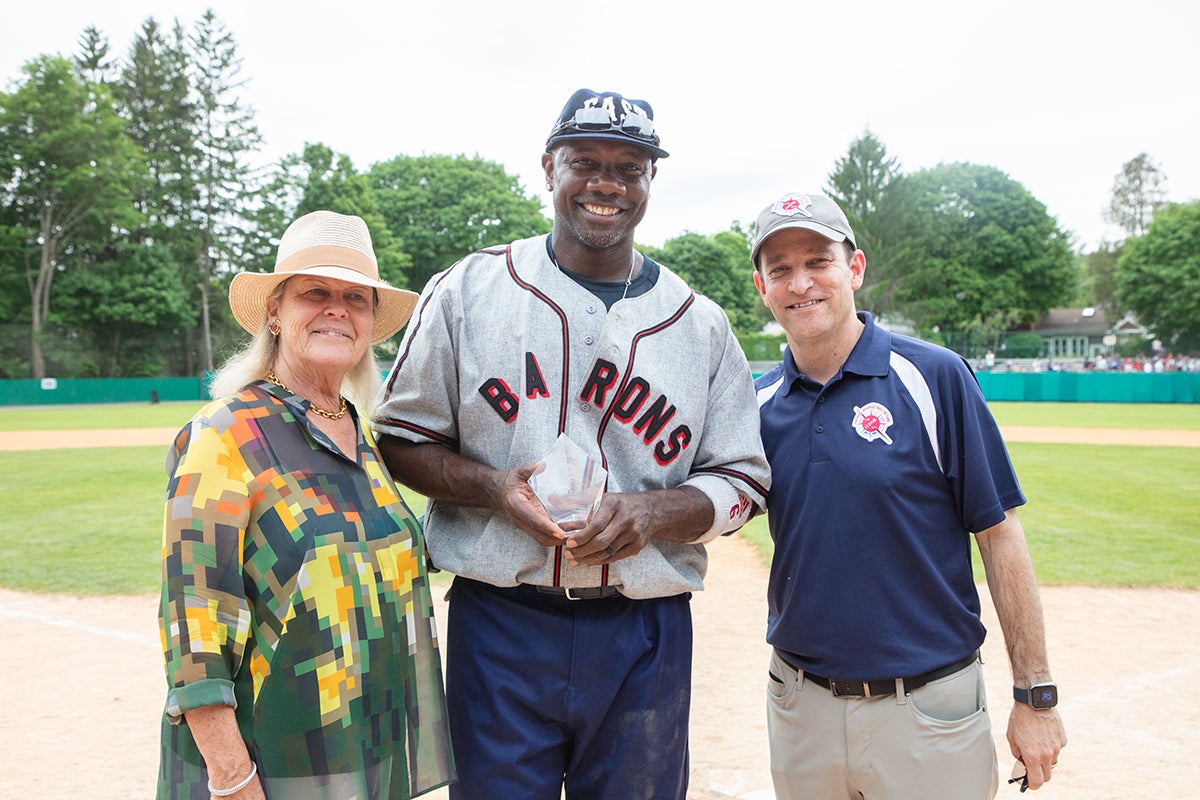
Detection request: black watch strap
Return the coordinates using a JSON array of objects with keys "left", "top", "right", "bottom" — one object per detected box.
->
[{"left": 1013, "top": 683, "right": 1058, "bottom": 708}]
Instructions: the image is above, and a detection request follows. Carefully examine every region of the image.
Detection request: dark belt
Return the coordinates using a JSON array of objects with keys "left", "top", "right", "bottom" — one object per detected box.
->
[
  {"left": 790, "top": 651, "right": 979, "bottom": 698},
  {"left": 524, "top": 584, "right": 622, "bottom": 601}
]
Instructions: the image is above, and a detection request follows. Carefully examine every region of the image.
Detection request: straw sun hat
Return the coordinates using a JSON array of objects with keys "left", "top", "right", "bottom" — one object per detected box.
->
[{"left": 228, "top": 210, "right": 419, "bottom": 344}]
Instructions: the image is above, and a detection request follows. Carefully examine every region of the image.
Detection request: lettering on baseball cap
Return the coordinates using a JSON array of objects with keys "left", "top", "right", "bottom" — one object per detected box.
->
[{"left": 546, "top": 88, "right": 669, "bottom": 160}]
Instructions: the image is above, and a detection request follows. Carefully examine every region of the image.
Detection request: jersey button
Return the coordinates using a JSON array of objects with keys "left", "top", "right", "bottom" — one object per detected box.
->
[
  {"left": 816, "top": 425, "right": 825, "bottom": 433},
  {"left": 585, "top": 336, "right": 595, "bottom": 345},
  {"left": 580, "top": 403, "right": 592, "bottom": 412},
  {"left": 587, "top": 305, "right": 597, "bottom": 314}
]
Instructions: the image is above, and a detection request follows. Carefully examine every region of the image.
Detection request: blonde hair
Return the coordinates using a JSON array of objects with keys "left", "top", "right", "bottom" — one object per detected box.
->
[{"left": 209, "top": 281, "right": 384, "bottom": 417}]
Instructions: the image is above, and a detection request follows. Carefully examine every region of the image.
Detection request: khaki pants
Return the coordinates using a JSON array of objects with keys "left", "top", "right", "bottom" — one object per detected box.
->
[{"left": 767, "top": 650, "right": 999, "bottom": 800}]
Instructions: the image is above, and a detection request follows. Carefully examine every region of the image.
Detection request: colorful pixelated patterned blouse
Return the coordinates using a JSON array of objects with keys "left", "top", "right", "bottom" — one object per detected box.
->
[{"left": 157, "top": 382, "right": 454, "bottom": 799}]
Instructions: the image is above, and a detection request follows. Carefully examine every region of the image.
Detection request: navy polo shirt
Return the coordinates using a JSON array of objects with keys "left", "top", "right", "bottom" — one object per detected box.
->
[{"left": 755, "top": 312, "right": 1025, "bottom": 680}]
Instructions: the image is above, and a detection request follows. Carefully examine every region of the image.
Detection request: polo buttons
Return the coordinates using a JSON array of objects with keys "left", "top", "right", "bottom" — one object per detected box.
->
[{"left": 587, "top": 305, "right": 597, "bottom": 314}]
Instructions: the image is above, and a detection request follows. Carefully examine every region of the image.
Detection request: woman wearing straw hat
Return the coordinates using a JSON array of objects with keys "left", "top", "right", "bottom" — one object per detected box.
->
[{"left": 157, "top": 210, "right": 454, "bottom": 799}]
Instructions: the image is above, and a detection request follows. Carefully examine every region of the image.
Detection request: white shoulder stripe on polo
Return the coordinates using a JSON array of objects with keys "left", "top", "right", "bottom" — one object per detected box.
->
[
  {"left": 757, "top": 374, "right": 785, "bottom": 408},
  {"left": 889, "top": 352, "right": 944, "bottom": 474}
]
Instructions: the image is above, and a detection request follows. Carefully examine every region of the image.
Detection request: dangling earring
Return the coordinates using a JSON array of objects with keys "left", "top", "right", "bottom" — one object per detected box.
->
[{"left": 268, "top": 319, "right": 281, "bottom": 336}]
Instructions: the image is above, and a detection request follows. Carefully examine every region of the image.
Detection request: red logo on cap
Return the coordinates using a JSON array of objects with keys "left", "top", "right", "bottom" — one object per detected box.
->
[{"left": 774, "top": 193, "right": 813, "bottom": 218}]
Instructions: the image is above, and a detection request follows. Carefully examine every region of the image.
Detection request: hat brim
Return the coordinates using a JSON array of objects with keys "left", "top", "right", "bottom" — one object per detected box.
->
[
  {"left": 546, "top": 130, "right": 669, "bottom": 160},
  {"left": 751, "top": 221, "right": 853, "bottom": 264},
  {"left": 228, "top": 266, "right": 419, "bottom": 344}
]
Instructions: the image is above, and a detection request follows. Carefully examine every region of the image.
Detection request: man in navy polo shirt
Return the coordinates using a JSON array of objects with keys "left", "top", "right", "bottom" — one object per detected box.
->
[{"left": 750, "top": 192, "right": 1067, "bottom": 799}]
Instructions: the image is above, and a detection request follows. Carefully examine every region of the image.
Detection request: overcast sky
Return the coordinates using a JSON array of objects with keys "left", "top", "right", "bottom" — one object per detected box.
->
[{"left": 5, "top": 0, "right": 1198, "bottom": 253}]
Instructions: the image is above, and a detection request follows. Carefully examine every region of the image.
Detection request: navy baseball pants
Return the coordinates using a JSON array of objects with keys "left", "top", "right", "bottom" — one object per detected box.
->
[{"left": 444, "top": 577, "right": 692, "bottom": 800}]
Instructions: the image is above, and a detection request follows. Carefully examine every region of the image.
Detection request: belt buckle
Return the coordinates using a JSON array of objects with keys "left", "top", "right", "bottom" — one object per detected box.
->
[
  {"left": 564, "top": 587, "right": 588, "bottom": 601},
  {"left": 830, "top": 679, "right": 867, "bottom": 698}
]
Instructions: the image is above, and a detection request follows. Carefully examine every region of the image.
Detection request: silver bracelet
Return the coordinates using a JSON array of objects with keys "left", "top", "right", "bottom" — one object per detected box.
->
[{"left": 207, "top": 761, "right": 257, "bottom": 797}]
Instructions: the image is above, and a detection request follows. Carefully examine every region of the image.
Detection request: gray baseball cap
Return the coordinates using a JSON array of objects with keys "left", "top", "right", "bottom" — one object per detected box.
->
[{"left": 750, "top": 192, "right": 857, "bottom": 265}]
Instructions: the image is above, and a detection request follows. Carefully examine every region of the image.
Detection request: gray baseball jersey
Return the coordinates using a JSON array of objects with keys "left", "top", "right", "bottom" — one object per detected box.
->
[{"left": 373, "top": 234, "right": 770, "bottom": 599}]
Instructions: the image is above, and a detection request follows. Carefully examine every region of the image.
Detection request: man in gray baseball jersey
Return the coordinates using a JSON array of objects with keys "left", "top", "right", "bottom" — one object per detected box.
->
[{"left": 373, "top": 88, "right": 770, "bottom": 799}]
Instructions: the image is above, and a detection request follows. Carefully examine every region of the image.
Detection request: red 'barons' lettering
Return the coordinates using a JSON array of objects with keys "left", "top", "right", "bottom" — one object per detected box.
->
[
  {"left": 633, "top": 395, "right": 676, "bottom": 443},
  {"left": 478, "top": 378, "right": 519, "bottom": 423},
  {"left": 525, "top": 352, "right": 549, "bottom": 399},
  {"left": 612, "top": 378, "right": 650, "bottom": 422},
  {"left": 482, "top": 356, "right": 694, "bottom": 464},
  {"left": 580, "top": 359, "right": 619, "bottom": 406},
  {"left": 654, "top": 425, "right": 692, "bottom": 465}
]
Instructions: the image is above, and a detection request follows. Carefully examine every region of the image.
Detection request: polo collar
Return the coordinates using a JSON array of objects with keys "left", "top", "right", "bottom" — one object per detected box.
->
[
  {"left": 842, "top": 311, "right": 892, "bottom": 378},
  {"left": 777, "top": 311, "right": 890, "bottom": 395}
]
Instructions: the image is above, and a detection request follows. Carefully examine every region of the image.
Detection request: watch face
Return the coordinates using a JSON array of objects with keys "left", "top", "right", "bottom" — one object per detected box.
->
[{"left": 1033, "top": 684, "right": 1058, "bottom": 708}]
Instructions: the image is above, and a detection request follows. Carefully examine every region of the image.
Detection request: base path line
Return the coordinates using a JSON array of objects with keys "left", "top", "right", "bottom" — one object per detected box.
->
[
  {"left": 1000, "top": 425, "right": 1200, "bottom": 446},
  {"left": 0, "top": 602, "right": 154, "bottom": 647}
]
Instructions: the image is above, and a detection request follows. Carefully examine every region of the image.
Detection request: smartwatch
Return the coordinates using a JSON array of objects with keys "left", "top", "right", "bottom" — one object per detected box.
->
[{"left": 1013, "top": 683, "right": 1058, "bottom": 709}]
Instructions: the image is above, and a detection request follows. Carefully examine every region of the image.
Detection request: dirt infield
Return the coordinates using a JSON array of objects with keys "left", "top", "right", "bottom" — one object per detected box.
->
[{"left": 1, "top": 427, "right": 1198, "bottom": 798}]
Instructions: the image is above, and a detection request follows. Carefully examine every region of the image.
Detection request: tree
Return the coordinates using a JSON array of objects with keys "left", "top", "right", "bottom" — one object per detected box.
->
[
  {"left": 826, "top": 129, "right": 900, "bottom": 252},
  {"left": 117, "top": 18, "right": 199, "bottom": 243},
  {"left": 1116, "top": 201, "right": 1200, "bottom": 352},
  {"left": 886, "top": 163, "right": 1076, "bottom": 337},
  {"left": 370, "top": 154, "right": 550, "bottom": 291},
  {"left": 74, "top": 25, "right": 116, "bottom": 86},
  {"left": 825, "top": 130, "right": 906, "bottom": 319},
  {"left": 1105, "top": 153, "right": 1168, "bottom": 239},
  {"left": 643, "top": 229, "right": 764, "bottom": 334},
  {"left": 53, "top": 242, "right": 192, "bottom": 376},
  {"left": 0, "top": 223, "right": 30, "bottom": 376},
  {"left": 187, "top": 9, "right": 262, "bottom": 372},
  {"left": 112, "top": 18, "right": 204, "bottom": 375},
  {"left": 1083, "top": 243, "right": 1122, "bottom": 316},
  {"left": 0, "top": 55, "right": 144, "bottom": 378}
]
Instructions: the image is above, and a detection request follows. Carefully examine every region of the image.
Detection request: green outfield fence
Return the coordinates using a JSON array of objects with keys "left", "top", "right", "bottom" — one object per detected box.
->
[
  {"left": 973, "top": 372, "right": 1199, "bottom": 403},
  {"left": 1, "top": 372, "right": 1198, "bottom": 406},
  {"left": 0, "top": 377, "right": 208, "bottom": 406}
]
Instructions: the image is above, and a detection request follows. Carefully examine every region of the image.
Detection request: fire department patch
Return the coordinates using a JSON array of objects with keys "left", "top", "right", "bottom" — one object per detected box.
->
[{"left": 852, "top": 402, "right": 894, "bottom": 445}]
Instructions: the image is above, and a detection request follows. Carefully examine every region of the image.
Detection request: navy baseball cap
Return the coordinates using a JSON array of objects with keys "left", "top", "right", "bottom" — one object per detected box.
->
[
  {"left": 545, "top": 88, "right": 669, "bottom": 160},
  {"left": 750, "top": 192, "right": 857, "bottom": 265}
]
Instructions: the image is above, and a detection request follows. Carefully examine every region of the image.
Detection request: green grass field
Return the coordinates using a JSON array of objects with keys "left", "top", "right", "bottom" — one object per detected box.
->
[
  {"left": 1, "top": 401, "right": 1197, "bottom": 594},
  {"left": 0, "top": 401, "right": 203, "bottom": 431},
  {"left": 738, "top": 441, "right": 1200, "bottom": 587},
  {"left": 988, "top": 401, "right": 1200, "bottom": 430},
  {"left": 0, "top": 444, "right": 429, "bottom": 595}
]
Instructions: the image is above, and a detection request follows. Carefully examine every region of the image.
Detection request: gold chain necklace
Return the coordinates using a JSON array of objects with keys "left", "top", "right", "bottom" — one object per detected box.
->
[{"left": 266, "top": 372, "right": 348, "bottom": 420}]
